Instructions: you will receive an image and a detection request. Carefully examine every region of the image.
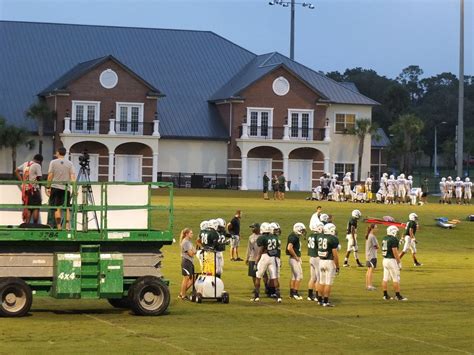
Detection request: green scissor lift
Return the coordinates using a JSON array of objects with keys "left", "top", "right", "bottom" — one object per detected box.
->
[{"left": 0, "top": 180, "right": 174, "bottom": 317}]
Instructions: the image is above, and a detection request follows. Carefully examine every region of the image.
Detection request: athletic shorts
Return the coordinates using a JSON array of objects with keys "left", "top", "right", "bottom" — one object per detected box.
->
[
  {"left": 383, "top": 258, "right": 400, "bottom": 282},
  {"left": 248, "top": 261, "right": 257, "bottom": 277},
  {"left": 402, "top": 235, "right": 417, "bottom": 254},
  {"left": 346, "top": 234, "right": 358, "bottom": 252},
  {"left": 25, "top": 189, "right": 42, "bottom": 207},
  {"left": 289, "top": 257, "right": 303, "bottom": 281},
  {"left": 465, "top": 191, "right": 472, "bottom": 199},
  {"left": 343, "top": 185, "right": 351, "bottom": 195},
  {"left": 309, "top": 256, "right": 320, "bottom": 283},
  {"left": 181, "top": 258, "right": 194, "bottom": 277},
  {"left": 50, "top": 188, "right": 71, "bottom": 207},
  {"left": 230, "top": 235, "right": 240, "bottom": 248},
  {"left": 278, "top": 184, "right": 285, "bottom": 193},
  {"left": 319, "top": 259, "right": 336, "bottom": 286},
  {"left": 256, "top": 254, "right": 280, "bottom": 280},
  {"left": 366, "top": 258, "right": 377, "bottom": 268},
  {"left": 455, "top": 189, "right": 463, "bottom": 198}
]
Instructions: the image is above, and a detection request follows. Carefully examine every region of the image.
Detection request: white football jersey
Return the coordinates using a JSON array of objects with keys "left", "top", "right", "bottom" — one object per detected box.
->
[
  {"left": 439, "top": 181, "right": 446, "bottom": 192},
  {"left": 463, "top": 181, "right": 472, "bottom": 192},
  {"left": 343, "top": 176, "right": 351, "bottom": 186}
]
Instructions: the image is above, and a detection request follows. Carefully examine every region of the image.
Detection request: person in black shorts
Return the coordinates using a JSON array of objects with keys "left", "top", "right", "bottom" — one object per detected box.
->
[{"left": 179, "top": 228, "right": 196, "bottom": 300}]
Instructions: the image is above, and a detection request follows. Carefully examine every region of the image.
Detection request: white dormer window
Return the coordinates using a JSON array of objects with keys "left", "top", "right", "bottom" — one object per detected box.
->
[
  {"left": 116, "top": 102, "right": 144, "bottom": 135},
  {"left": 72, "top": 101, "right": 100, "bottom": 134}
]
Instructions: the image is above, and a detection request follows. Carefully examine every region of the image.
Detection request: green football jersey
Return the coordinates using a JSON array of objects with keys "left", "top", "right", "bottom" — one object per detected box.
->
[
  {"left": 286, "top": 232, "right": 301, "bottom": 257},
  {"left": 405, "top": 220, "right": 417, "bottom": 236},
  {"left": 347, "top": 217, "right": 358, "bottom": 234},
  {"left": 381, "top": 235, "right": 399, "bottom": 259},
  {"left": 317, "top": 234, "right": 339, "bottom": 260},
  {"left": 265, "top": 234, "right": 281, "bottom": 257},
  {"left": 215, "top": 232, "right": 227, "bottom": 252},
  {"left": 201, "top": 229, "right": 219, "bottom": 249},
  {"left": 307, "top": 232, "right": 321, "bottom": 257}
]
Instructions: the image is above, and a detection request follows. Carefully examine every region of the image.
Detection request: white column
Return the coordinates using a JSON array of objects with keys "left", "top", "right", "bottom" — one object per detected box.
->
[
  {"left": 108, "top": 152, "right": 114, "bottom": 182},
  {"left": 152, "top": 152, "right": 159, "bottom": 182},
  {"left": 63, "top": 116, "right": 71, "bottom": 134},
  {"left": 153, "top": 120, "right": 160, "bottom": 137},
  {"left": 324, "top": 157, "right": 330, "bottom": 173},
  {"left": 108, "top": 119, "right": 116, "bottom": 135},
  {"left": 241, "top": 155, "right": 248, "bottom": 190},
  {"left": 241, "top": 123, "right": 249, "bottom": 139},
  {"left": 283, "top": 154, "right": 289, "bottom": 190},
  {"left": 283, "top": 124, "right": 290, "bottom": 140},
  {"left": 324, "top": 119, "right": 331, "bottom": 142}
]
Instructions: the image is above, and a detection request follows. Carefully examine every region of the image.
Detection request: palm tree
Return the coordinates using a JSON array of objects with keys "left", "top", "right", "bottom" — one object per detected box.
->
[
  {"left": 347, "top": 118, "right": 378, "bottom": 182},
  {"left": 26, "top": 100, "right": 54, "bottom": 155},
  {"left": 0, "top": 116, "right": 35, "bottom": 176}
]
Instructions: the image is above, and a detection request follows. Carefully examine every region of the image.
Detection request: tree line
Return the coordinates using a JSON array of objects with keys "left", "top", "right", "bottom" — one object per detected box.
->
[{"left": 327, "top": 66, "right": 474, "bottom": 174}]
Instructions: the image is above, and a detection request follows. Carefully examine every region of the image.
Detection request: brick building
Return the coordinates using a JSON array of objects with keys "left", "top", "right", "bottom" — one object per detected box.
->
[{"left": 0, "top": 21, "right": 379, "bottom": 190}]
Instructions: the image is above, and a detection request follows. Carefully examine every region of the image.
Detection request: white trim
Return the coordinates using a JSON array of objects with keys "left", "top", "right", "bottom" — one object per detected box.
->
[
  {"left": 246, "top": 107, "right": 274, "bottom": 139},
  {"left": 99, "top": 69, "right": 118, "bottom": 89},
  {"left": 333, "top": 112, "right": 357, "bottom": 134},
  {"left": 287, "top": 108, "right": 314, "bottom": 140},
  {"left": 71, "top": 100, "right": 101, "bottom": 134},
  {"left": 115, "top": 102, "right": 145, "bottom": 135}
]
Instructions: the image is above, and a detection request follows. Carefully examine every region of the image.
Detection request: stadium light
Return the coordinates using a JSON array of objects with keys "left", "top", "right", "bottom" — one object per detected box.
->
[{"left": 268, "top": 0, "right": 315, "bottom": 60}]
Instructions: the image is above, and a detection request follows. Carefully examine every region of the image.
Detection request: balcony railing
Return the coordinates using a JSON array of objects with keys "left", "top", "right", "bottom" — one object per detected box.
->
[
  {"left": 63, "top": 118, "right": 160, "bottom": 137},
  {"left": 239, "top": 125, "right": 327, "bottom": 141}
]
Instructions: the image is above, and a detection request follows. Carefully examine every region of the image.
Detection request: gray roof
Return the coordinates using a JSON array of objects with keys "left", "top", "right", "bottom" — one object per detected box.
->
[
  {"left": 210, "top": 52, "right": 379, "bottom": 106},
  {"left": 0, "top": 21, "right": 378, "bottom": 140},
  {"left": 372, "top": 128, "right": 391, "bottom": 148},
  {"left": 39, "top": 55, "right": 163, "bottom": 96},
  {"left": 339, "top": 82, "right": 360, "bottom": 93}
]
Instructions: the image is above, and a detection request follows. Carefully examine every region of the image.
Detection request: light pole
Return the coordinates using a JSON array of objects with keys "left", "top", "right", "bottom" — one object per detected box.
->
[
  {"left": 268, "top": 0, "right": 315, "bottom": 60},
  {"left": 457, "top": 0, "right": 464, "bottom": 176},
  {"left": 434, "top": 121, "right": 447, "bottom": 177}
]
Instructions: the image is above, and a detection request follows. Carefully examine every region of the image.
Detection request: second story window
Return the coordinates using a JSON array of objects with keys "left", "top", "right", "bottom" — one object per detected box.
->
[
  {"left": 247, "top": 108, "right": 273, "bottom": 139},
  {"left": 116, "top": 102, "right": 144, "bottom": 135},
  {"left": 288, "top": 109, "right": 313, "bottom": 140},
  {"left": 335, "top": 113, "right": 356, "bottom": 133},
  {"left": 72, "top": 101, "right": 100, "bottom": 133}
]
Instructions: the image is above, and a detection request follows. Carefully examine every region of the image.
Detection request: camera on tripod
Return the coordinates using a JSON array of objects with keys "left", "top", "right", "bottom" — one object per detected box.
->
[{"left": 78, "top": 150, "right": 90, "bottom": 168}]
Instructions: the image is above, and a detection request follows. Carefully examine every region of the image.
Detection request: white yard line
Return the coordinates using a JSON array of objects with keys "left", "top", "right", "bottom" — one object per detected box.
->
[
  {"left": 85, "top": 314, "right": 194, "bottom": 355},
  {"left": 236, "top": 297, "right": 470, "bottom": 354}
]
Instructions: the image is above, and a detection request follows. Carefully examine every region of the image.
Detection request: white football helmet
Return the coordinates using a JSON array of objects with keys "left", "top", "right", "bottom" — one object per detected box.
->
[
  {"left": 387, "top": 225, "right": 399, "bottom": 237},
  {"left": 323, "top": 223, "right": 336, "bottom": 236},
  {"left": 200, "top": 220, "right": 209, "bottom": 230},
  {"left": 333, "top": 174, "right": 338, "bottom": 179},
  {"left": 456, "top": 177, "right": 460, "bottom": 181},
  {"left": 409, "top": 213, "right": 418, "bottom": 221},
  {"left": 466, "top": 177, "right": 471, "bottom": 182},
  {"left": 293, "top": 222, "right": 306, "bottom": 235},
  {"left": 216, "top": 218, "right": 226, "bottom": 228},
  {"left": 390, "top": 175, "right": 395, "bottom": 179},
  {"left": 310, "top": 222, "right": 324, "bottom": 233},
  {"left": 448, "top": 176, "right": 452, "bottom": 180},
  {"left": 319, "top": 213, "right": 329, "bottom": 223},
  {"left": 400, "top": 173, "right": 405, "bottom": 179},
  {"left": 408, "top": 175, "right": 413, "bottom": 180},
  {"left": 270, "top": 222, "right": 281, "bottom": 235},
  {"left": 383, "top": 173, "right": 388, "bottom": 177},
  {"left": 441, "top": 177, "right": 446, "bottom": 182},
  {"left": 260, "top": 222, "right": 272, "bottom": 234},
  {"left": 346, "top": 172, "right": 351, "bottom": 176},
  {"left": 352, "top": 209, "right": 362, "bottom": 219},
  {"left": 208, "top": 219, "right": 219, "bottom": 230}
]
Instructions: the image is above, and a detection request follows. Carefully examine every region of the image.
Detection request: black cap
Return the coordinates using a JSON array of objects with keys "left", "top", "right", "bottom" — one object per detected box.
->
[{"left": 249, "top": 223, "right": 260, "bottom": 229}]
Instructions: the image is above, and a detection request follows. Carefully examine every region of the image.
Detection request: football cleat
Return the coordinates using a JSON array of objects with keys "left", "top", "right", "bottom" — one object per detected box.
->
[
  {"left": 396, "top": 295, "right": 408, "bottom": 301},
  {"left": 343, "top": 263, "right": 350, "bottom": 267},
  {"left": 366, "top": 286, "right": 376, "bottom": 291},
  {"left": 383, "top": 295, "right": 393, "bottom": 300},
  {"left": 251, "top": 297, "right": 260, "bottom": 302},
  {"left": 291, "top": 294, "right": 303, "bottom": 300},
  {"left": 276, "top": 297, "right": 282, "bottom": 303},
  {"left": 307, "top": 296, "right": 315, "bottom": 301},
  {"left": 323, "top": 302, "right": 335, "bottom": 307},
  {"left": 414, "top": 262, "right": 423, "bottom": 267}
]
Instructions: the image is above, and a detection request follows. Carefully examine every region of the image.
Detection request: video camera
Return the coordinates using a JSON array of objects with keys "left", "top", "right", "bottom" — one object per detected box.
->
[{"left": 78, "top": 150, "right": 90, "bottom": 168}]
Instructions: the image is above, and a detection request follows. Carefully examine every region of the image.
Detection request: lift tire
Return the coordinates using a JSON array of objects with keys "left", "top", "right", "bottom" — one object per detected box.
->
[
  {"left": 222, "top": 292, "right": 230, "bottom": 304},
  {"left": 129, "top": 276, "right": 170, "bottom": 316},
  {"left": 0, "top": 277, "right": 33, "bottom": 317},
  {"left": 107, "top": 297, "right": 131, "bottom": 309}
]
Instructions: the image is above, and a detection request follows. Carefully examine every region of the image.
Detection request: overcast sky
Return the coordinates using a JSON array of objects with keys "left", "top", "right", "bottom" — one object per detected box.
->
[{"left": 1, "top": 0, "right": 472, "bottom": 79}]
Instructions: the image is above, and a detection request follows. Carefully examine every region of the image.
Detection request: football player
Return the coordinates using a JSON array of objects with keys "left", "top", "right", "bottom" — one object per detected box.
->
[
  {"left": 307, "top": 222, "right": 324, "bottom": 301},
  {"left": 317, "top": 223, "right": 340, "bottom": 307},
  {"left": 381, "top": 225, "right": 407, "bottom": 301},
  {"left": 343, "top": 209, "right": 364, "bottom": 267},
  {"left": 245, "top": 223, "right": 260, "bottom": 290},
  {"left": 380, "top": 173, "right": 388, "bottom": 203},
  {"left": 253, "top": 222, "right": 282, "bottom": 303},
  {"left": 439, "top": 177, "right": 447, "bottom": 204},
  {"left": 196, "top": 220, "right": 209, "bottom": 270},
  {"left": 386, "top": 175, "right": 396, "bottom": 204},
  {"left": 198, "top": 219, "right": 220, "bottom": 274},
  {"left": 446, "top": 176, "right": 454, "bottom": 204},
  {"left": 286, "top": 222, "right": 306, "bottom": 300},
  {"left": 215, "top": 218, "right": 229, "bottom": 277},
  {"left": 365, "top": 175, "right": 373, "bottom": 202},
  {"left": 464, "top": 177, "right": 472, "bottom": 204},
  {"left": 397, "top": 174, "right": 407, "bottom": 204},
  {"left": 400, "top": 213, "right": 422, "bottom": 266},
  {"left": 343, "top": 172, "right": 352, "bottom": 202},
  {"left": 454, "top": 177, "right": 463, "bottom": 204}
]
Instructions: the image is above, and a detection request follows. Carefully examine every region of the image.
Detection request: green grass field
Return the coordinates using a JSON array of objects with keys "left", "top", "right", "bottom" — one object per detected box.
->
[{"left": 2, "top": 190, "right": 473, "bottom": 354}]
